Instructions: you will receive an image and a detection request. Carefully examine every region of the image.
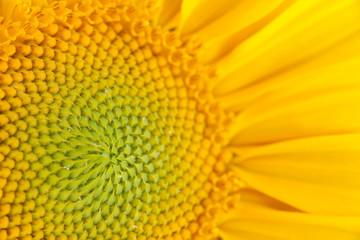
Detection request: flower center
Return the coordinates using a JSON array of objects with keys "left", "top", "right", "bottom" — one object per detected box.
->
[{"left": 0, "top": 1, "right": 239, "bottom": 239}]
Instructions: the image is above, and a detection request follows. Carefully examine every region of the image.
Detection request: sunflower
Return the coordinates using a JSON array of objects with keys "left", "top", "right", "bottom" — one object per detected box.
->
[{"left": 1, "top": 0, "right": 360, "bottom": 239}]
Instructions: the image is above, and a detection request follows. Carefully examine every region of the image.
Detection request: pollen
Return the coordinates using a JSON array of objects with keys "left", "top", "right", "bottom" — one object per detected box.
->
[{"left": 0, "top": 0, "right": 239, "bottom": 239}]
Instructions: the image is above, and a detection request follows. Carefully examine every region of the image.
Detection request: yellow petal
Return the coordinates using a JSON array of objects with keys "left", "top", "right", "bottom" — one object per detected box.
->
[
  {"left": 212, "top": 0, "right": 360, "bottom": 96},
  {"left": 156, "top": 0, "right": 182, "bottom": 28},
  {"left": 239, "top": 188, "right": 301, "bottom": 212},
  {"left": 217, "top": 31, "right": 360, "bottom": 113},
  {"left": 231, "top": 134, "right": 360, "bottom": 215},
  {"left": 178, "top": 0, "right": 199, "bottom": 32},
  {"left": 229, "top": 79, "right": 360, "bottom": 145},
  {"left": 0, "top": 0, "right": 21, "bottom": 20},
  {"left": 219, "top": 199, "right": 360, "bottom": 240},
  {"left": 199, "top": 0, "right": 295, "bottom": 64},
  {"left": 179, "top": 0, "right": 286, "bottom": 42}
]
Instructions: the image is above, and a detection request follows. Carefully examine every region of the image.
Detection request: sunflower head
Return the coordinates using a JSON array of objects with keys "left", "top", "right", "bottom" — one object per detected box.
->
[{"left": 0, "top": 0, "right": 240, "bottom": 239}]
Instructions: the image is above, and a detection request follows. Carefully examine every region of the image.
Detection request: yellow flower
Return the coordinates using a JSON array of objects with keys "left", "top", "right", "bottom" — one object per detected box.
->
[{"left": 0, "top": 0, "right": 360, "bottom": 240}]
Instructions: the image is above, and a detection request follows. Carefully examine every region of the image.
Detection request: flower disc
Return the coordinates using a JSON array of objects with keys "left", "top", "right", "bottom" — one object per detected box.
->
[{"left": 0, "top": 1, "right": 239, "bottom": 239}]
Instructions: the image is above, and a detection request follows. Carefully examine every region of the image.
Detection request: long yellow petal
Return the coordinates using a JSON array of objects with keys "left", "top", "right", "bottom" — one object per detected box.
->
[
  {"left": 156, "top": 0, "right": 182, "bottom": 28},
  {"left": 178, "top": 0, "right": 200, "bottom": 32},
  {"left": 179, "top": 0, "right": 286, "bottom": 41},
  {"left": 0, "top": 0, "right": 21, "bottom": 20},
  {"left": 199, "top": 0, "right": 295, "bottom": 64},
  {"left": 231, "top": 134, "right": 360, "bottom": 215},
  {"left": 219, "top": 200, "right": 360, "bottom": 240},
  {"left": 217, "top": 31, "right": 360, "bottom": 113},
  {"left": 212, "top": 0, "right": 360, "bottom": 96},
  {"left": 229, "top": 80, "right": 360, "bottom": 145}
]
